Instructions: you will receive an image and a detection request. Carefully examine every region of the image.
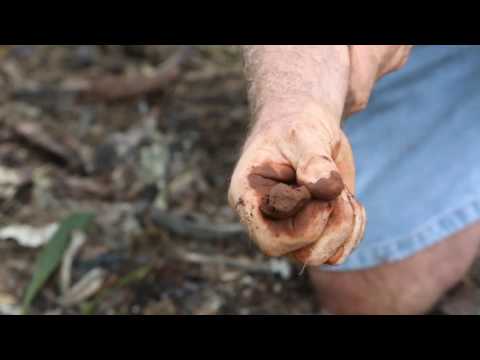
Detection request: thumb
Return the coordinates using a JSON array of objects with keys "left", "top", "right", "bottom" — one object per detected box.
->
[{"left": 296, "top": 153, "right": 344, "bottom": 202}]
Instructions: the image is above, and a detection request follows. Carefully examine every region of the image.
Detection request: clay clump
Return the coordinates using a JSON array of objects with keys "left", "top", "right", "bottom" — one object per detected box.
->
[
  {"left": 306, "top": 171, "right": 344, "bottom": 202},
  {"left": 260, "top": 183, "right": 311, "bottom": 220}
]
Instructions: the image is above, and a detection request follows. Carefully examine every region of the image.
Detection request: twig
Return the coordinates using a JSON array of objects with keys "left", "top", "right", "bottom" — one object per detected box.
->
[
  {"left": 11, "top": 121, "right": 85, "bottom": 172},
  {"left": 174, "top": 249, "right": 292, "bottom": 279},
  {"left": 10, "top": 46, "right": 193, "bottom": 105},
  {"left": 79, "top": 46, "right": 193, "bottom": 103},
  {"left": 149, "top": 208, "right": 245, "bottom": 240}
]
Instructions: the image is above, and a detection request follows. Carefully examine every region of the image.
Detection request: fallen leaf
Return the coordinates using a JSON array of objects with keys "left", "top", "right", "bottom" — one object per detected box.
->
[
  {"left": 0, "top": 223, "right": 58, "bottom": 248},
  {"left": 59, "top": 268, "right": 107, "bottom": 307},
  {"left": 59, "top": 231, "right": 87, "bottom": 294},
  {"left": 0, "top": 166, "right": 22, "bottom": 199},
  {"left": 0, "top": 292, "right": 16, "bottom": 305},
  {"left": 0, "top": 303, "right": 22, "bottom": 315}
]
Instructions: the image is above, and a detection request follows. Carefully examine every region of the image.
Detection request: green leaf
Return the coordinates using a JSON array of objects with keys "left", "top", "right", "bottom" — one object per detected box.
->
[{"left": 22, "top": 212, "right": 95, "bottom": 314}]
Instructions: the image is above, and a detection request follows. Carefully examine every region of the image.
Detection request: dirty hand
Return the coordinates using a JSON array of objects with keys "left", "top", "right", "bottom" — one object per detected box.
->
[
  {"left": 229, "top": 46, "right": 368, "bottom": 266},
  {"left": 229, "top": 104, "right": 366, "bottom": 266}
]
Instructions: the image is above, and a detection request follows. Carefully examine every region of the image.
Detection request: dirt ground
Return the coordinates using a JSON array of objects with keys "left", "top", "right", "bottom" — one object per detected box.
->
[{"left": 0, "top": 45, "right": 478, "bottom": 315}]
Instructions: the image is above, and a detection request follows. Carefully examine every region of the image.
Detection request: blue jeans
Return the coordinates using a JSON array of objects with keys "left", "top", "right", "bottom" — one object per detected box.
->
[{"left": 323, "top": 45, "right": 480, "bottom": 271}]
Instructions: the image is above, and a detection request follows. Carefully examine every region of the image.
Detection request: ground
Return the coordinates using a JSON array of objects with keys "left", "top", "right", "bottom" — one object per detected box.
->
[{"left": 0, "top": 45, "right": 478, "bottom": 315}]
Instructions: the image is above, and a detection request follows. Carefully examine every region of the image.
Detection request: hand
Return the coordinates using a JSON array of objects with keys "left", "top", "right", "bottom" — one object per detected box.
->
[{"left": 228, "top": 104, "right": 366, "bottom": 266}]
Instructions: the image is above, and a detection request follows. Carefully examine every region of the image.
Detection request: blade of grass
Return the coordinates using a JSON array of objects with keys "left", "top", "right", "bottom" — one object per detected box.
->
[
  {"left": 115, "top": 265, "right": 152, "bottom": 288},
  {"left": 22, "top": 212, "right": 95, "bottom": 314}
]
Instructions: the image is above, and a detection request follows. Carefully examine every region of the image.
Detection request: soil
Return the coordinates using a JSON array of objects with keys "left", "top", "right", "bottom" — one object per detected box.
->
[
  {"left": 260, "top": 183, "right": 311, "bottom": 220},
  {"left": 0, "top": 45, "right": 315, "bottom": 315},
  {"left": 306, "top": 171, "right": 344, "bottom": 201}
]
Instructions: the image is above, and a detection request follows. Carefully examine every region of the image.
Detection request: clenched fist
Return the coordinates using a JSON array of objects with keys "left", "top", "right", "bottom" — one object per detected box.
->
[{"left": 229, "top": 104, "right": 366, "bottom": 266}]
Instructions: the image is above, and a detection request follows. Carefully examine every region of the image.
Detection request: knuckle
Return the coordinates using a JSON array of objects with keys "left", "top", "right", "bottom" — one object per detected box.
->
[
  {"left": 392, "top": 56, "right": 408, "bottom": 71},
  {"left": 350, "top": 90, "right": 370, "bottom": 113},
  {"left": 396, "top": 55, "right": 409, "bottom": 70},
  {"left": 356, "top": 96, "right": 370, "bottom": 112},
  {"left": 388, "top": 47, "right": 412, "bottom": 73}
]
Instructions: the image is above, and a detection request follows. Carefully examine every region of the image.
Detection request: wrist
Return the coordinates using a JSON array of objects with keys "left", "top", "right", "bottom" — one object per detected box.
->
[
  {"left": 243, "top": 45, "right": 350, "bottom": 133},
  {"left": 253, "top": 100, "right": 342, "bottom": 130},
  {"left": 246, "top": 101, "right": 341, "bottom": 151}
]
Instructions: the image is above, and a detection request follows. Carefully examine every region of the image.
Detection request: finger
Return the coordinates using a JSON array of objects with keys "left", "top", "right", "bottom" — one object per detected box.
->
[
  {"left": 357, "top": 201, "right": 367, "bottom": 248},
  {"left": 334, "top": 132, "right": 356, "bottom": 194},
  {"left": 327, "top": 192, "right": 365, "bottom": 265},
  {"left": 250, "top": 163, "right": 296, "bottom": 183},
  {"left": 247, "top": 163, "right": 313, "bottom": 220},
  {"left": 237, "top": 188, "right": 332, "bottom": 257},
  {"left": 296, "top": 153, "right": 344, "bottom": 202},
  {"left": 239, "top": 162, "right": 333, "bottom": 256},
  {"left": 259, "top": 183, "right": 311, "bottom": 220},
  {"left": 325, "top": 245, "right": 345, "bottom": 265},
  {"left": 292, "top": 191, "right": 355, "bottom": 266}
]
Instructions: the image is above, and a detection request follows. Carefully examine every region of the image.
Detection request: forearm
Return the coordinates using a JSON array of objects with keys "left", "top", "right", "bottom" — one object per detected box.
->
[{"left": 242, "top": 45, "right": 351, "bottom": 128}]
